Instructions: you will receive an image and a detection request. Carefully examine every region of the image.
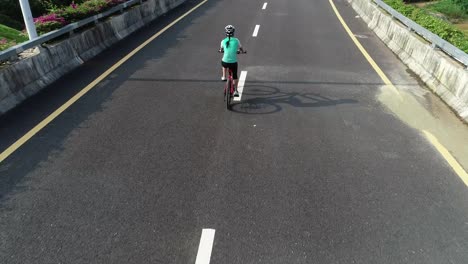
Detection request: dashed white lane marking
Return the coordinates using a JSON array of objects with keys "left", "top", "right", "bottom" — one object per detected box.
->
[
  {"left": 234, "top": 71, "right": 248, "bottom": 101},
  {"left": 252, "top": 25, "right": 260, "bottom": 37},
  {"left": 262, "top": 2, "right": 268, "bottom": 9},
  {"left": 195, "top": 229, "right": 216, "bottom": 264}
]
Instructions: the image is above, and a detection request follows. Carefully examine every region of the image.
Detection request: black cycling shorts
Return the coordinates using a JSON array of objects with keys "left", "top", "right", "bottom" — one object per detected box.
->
[{"left": 221, "top": 61, "right": 238, "bottom": 79}]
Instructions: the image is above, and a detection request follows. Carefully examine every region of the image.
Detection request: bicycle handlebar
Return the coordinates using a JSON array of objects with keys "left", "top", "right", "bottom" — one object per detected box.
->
[{"left": 218, "top": 49, "right": 247, "bottom": 54}]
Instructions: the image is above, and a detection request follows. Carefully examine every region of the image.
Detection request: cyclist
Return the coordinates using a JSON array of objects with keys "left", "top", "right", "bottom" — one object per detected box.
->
[{"left": 219, "top": 25, "right": 245, "bottom": 97}]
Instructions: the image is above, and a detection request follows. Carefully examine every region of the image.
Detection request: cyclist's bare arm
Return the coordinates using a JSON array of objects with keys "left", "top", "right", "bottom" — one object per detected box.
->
[
  {"left": 219, "top": 41, "right": 224, "bottom": 53},
  {"left": 238, "top": 40, "right": 245, "bottom": 53}
]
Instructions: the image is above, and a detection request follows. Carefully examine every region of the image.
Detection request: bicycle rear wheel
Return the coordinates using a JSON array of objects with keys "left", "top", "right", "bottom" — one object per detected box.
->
[{"left": 226, "top": 79, "right": 232, "bottom": 110}]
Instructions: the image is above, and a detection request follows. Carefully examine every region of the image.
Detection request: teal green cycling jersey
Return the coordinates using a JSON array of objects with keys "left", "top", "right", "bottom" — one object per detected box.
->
[{"left": 220, "top": 37, "right": 242, "bottom": 63}]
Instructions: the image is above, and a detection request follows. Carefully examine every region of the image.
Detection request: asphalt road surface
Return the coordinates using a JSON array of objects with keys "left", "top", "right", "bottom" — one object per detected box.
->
[{"left": 1, "top": 0, "right": 468, "bottom": 263}]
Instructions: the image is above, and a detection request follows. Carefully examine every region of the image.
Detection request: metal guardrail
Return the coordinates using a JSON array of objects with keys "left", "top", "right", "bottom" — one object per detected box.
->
[
  {"left": 0, "top": 0, "right": 143, "bottom": 63},
  {"left": 2, "top": 0, "right": 467, "bottom": 67},
  {"left": 373, "top": 0, "right": 468, "bottom": 68}
]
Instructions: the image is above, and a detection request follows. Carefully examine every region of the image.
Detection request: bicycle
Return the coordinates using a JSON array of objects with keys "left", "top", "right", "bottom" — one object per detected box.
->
[{"left": 218, "top": 49, "right": 246, "bottom": 110}]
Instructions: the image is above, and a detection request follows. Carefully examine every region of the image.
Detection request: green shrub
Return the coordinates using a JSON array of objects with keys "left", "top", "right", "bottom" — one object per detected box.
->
[
  {"left": 384, "top": 0, "right": 468, "bottom": 53},
  {"left": 0, "top": 0, "right": 78, "bottom": 27},
  {"left": 3, "top": 0, "right": 130, "bottom": 36},
  {"left": 82, "top": 0, "right": 109, "bottom": 11},
  {"left": 452, "top": 0, "right": 468, "bottom": 12},
  {"left": 36, "top": 21, "right": 64, "bottom": 35},
  {"left": 58, "top": 0, "right": 110, "bottom": 23},
  {"left": 451, "top": 34, "right": 468, "bottom": 51},
  {"left": 59, "top": 5, "right": 94, "bottom": 22}
]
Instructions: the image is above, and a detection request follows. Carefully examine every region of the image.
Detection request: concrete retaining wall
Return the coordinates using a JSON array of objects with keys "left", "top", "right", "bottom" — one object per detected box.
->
[
  {"left": 349, "top": 0, "right": 468, "bottom": 122},
  {"left": 0, "top": 0, "right": 185, "bottom": 115}
]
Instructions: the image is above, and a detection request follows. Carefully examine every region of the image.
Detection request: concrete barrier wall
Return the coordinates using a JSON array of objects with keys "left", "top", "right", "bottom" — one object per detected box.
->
[
  {"left": 0, "top": 0, "right": 185, "bottom": 115},
  {"left": 348, "top": 0, "right": 468, "bottom": 122}
]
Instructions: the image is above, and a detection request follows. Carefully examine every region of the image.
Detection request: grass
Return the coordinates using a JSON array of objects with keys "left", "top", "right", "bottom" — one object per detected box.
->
[
  {"left": 425, "top": 0, "right": 468, "bottom": 21},
  {"left": 0, "top": 24, "right": 27, "bottom": 43},
  {"left": 411, "top": 1, "right": 468, "bottom": 38},
  {"left": 384, "top": 0, "right": 468, "bottom": 52},
  {"left": 457, "top": 23, "right": 468, "bottom": 34},
  {"left": 0, "top": 24, "right": 28, "bottom": 51}
]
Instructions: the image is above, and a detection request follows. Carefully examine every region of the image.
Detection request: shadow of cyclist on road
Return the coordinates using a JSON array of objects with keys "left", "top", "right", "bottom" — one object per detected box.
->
[{"left": 231, "top": 85, "right": 358, "bottom": 114}]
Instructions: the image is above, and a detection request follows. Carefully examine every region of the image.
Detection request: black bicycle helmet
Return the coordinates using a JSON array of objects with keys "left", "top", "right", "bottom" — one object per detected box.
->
[{"left": 225, "top": 25, "right": 235, "bottom": 36}]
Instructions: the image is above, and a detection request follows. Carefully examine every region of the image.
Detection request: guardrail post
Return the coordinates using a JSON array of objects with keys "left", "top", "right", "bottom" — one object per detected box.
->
[{"left": 37, "top": 45, "right": 47, "bottom": 55}]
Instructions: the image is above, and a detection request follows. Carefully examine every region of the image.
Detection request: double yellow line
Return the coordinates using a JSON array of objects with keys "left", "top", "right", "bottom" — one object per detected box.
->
[{"left": 0, "top": 0, "right": 208, "bottom": 163}]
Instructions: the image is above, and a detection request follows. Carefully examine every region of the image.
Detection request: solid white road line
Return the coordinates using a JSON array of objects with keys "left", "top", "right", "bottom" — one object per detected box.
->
[
  {"left": 195, "top": 229, "right": 216, "bottom": 264},
  {"left": 234, "top": 71, "right": 248, "bottom": 102},
  {"left": 252, "top": 25, "right": 260, "bottom": 37},
  {"left": 262, "top": 2, "right": 268, "bottom": 9}
]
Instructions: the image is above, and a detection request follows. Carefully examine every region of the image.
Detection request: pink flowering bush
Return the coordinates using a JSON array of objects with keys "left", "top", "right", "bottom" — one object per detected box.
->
[
  {"left": 59, "top": 0, "right": 108, "bottom": 22},
  {"left": 34, "top": 13, "right": 67, "bottom": 25},
  {"left": 34, "top": 13, "right": 67, "bottom": 34},
  {"left": 33, "top": 0, "right": 131, "bottom": 35}
]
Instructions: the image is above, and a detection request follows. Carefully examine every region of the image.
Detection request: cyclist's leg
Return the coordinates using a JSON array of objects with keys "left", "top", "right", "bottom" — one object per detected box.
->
[
  {"left": 232, "top": 63, "right": 239, "bottom": 96},
  {"left": 221, "top": 61, "right": 228, "bottom": 81},
  {"left": 221, "top": 67, "right": 227, "bottom": 80}
]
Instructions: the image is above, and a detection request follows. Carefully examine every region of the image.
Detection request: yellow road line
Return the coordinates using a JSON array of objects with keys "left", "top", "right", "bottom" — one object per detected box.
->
[
  {"left": 423, "top": 131, "right": 468, "bottom": 186},
  {"left": 328, "top": 0, "right": 400, "bottom": 97},
  {"left": 0, "top": 0, "right": 208, "bottom": 164},
  {"left": 328, "top": 0, "right": 468, "bottom": 186}
]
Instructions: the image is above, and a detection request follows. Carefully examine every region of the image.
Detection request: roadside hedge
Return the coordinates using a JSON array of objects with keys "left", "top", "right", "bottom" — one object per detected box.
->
[
  {"left": 0, "top": 0, "right": 54, "bottom": 28},
  {"left": 34, "top": 0, "right": 126, "bottom": 34},
  {"left": 58, "top": 0, "right": 109, "bottom": 22},
  {"left": 384, "top": 0, "right": 468, "bottom": 53}
]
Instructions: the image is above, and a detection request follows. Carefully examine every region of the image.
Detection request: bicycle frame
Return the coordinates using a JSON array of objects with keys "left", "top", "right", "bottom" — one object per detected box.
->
[{"left": 225, "top": 69, "right": 234, "bottom": 109}]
